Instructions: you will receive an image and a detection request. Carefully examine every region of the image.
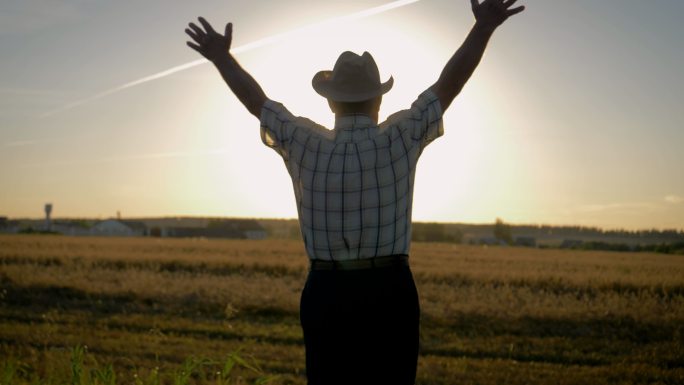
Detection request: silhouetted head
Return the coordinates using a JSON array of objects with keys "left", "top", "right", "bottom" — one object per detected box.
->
[{"left": 312, "top": 51, "right": 392, "bottom": 122}]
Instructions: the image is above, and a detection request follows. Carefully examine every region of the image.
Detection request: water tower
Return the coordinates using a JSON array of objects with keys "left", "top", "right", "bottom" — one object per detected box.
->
[{"left": 44, "top": 203, "right": 52, "bottom": 232}]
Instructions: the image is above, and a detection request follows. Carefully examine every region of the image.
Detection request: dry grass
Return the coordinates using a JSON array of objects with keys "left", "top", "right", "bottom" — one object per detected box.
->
[{"left": 1, "top": 234, "right": 683, "bottom": 384}]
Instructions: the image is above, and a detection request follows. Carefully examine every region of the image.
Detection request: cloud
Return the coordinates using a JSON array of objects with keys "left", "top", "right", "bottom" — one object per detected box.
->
[
  {"left": 573, "top": 196, "right": 684, "bottom": 215},
  {"left": 4, "top": 140, "right": 36, "bottom": 147},
  {"left": 665, "top": 195, "right": 684, "bottom": 204},
  {"left": 96, "top": 149, "right": 230, "bottom": 162},
  {"left": 0, "top": 88, "right": 67, "bottom": 98},
  {"left": 0, "top": 88, "right": 73, "bottom": 118},
  {"left": 575, "top": 202, "right": 660, "bottom": 213},
  {"left": 39, "top": 0, "right": 423, "bottom": 117},
  {"left": 0, "top": 0, "right": 83, "bottom": 36},
  {"left": 18, "top": 148, "right": 230, "bottom": 169}
]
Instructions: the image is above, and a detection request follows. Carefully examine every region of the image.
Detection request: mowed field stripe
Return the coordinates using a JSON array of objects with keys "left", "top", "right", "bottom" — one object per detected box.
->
[{"left": 2, "top": 236, "right": 682, "bottom": 384}]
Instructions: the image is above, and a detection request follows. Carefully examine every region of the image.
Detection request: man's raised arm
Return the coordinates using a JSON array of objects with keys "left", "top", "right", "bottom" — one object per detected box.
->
[
  {"left": 185, "top": 18, "right": 267, "bottom": 118},
  {"left": 430, "top": 0, "right": 524, "bottom": 111}
]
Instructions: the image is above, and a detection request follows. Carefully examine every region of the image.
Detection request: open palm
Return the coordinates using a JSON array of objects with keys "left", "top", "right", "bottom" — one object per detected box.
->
[
  {"left": 185, "top": 17, "right": 232, "bottom": 63},
  {"left": 471, "top": 0, "right": 525, "bottom": 29}
]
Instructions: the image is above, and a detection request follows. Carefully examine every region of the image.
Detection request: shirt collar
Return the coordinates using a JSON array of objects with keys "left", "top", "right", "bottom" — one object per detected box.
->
[{"left": 334, "top": 114, "right": 377, "bottom": 131}]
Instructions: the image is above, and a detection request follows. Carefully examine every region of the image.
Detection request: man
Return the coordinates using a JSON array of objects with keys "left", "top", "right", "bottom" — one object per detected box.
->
[{"left": 185, "top": 1, "right": 524, "bottom": 384}]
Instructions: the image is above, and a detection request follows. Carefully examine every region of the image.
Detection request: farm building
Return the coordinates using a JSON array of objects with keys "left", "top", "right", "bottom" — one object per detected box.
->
[
  {"left": 0, "top": 218, "right": 85, "bottom": 234},
  {"left": 157, "top": 219, "right": 267, "bottom": 239},
  {"left": 50, "top": 220, "right": 92, "bottom": 236},
  {"left": 161, "top": 226, "right": 241, "bottom": 238},
  {"left": 0, "top": 217, "right": 20, "bottom": 233},
  {"left": 477, "top": 237, "right": 509, "bottom": 246},
  {"left": 560, "top": 239, "right": 584, "bottom": 249},
  {"left": 90, "top": 219, "right": 148, "bottom": 237},
  {"left": 514, "top": 236, "right": 537, "bottom": 247}
]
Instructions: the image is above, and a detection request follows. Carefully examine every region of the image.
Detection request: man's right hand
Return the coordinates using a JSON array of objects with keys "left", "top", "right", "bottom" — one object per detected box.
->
[
  {"left": 185, "top": 17, "right": 232, "bottom": 63},
  {"left": 184, "top": 17, "right": 266, "bottom": 118}
]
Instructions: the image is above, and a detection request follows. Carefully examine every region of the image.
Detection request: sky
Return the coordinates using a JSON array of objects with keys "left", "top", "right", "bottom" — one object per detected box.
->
[{"left": 1, "top": 0, "right": 683, "bottom": 230}]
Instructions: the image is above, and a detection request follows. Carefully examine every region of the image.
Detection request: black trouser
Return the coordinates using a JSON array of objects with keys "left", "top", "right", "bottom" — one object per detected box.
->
[{"left": 300, "top": 263, "right": 420, "bottom": 385}]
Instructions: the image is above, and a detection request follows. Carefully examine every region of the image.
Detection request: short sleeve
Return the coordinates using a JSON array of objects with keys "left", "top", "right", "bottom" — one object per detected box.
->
[
  {"left": 260, "top": 99, "right": 297, "bottom": 160},
  {"left": 385, "top": 89, "right": 444, "bottom": 151}
]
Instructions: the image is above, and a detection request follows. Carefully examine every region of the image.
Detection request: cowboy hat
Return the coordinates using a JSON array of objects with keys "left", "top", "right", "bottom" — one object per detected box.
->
[{"left": 312, "top": 51, "right": 393, "bottom": 102}]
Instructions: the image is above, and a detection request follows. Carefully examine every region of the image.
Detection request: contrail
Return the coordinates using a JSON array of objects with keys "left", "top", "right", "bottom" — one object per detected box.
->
[
  {"left": 19, "top": 148, "right": 230, "bottom": 168},
  {"left": 40, "top": 0, "right": 422, "bottom": 118}
]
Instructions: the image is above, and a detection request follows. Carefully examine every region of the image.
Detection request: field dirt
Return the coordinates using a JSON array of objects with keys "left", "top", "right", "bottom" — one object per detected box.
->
[{"left": 1, "top": 234, "right": 683, "bottom": 384}]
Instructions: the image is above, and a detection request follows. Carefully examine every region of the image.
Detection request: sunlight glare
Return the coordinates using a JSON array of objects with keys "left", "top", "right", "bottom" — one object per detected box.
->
[{"left": 182, "top": 3, "right": 533, "bottom": 224}]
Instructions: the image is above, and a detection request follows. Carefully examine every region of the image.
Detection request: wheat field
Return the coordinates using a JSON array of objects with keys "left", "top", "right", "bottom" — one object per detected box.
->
[{"left": 1, "top": 234, "right": 683, "bottom": 384}]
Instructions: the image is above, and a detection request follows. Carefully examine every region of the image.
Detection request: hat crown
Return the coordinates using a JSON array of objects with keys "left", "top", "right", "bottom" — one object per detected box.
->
[
  {"left": 329, "top": 51, "right": 381, "bottom": 91},
  {"left": 312, "top": 51, "right": 393, "bottom": 102}
]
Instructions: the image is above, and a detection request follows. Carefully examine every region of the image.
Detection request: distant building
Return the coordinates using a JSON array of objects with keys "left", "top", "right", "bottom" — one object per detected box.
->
[
  {"left": 478, "top": 237, "right": 508, "bottom": 246},
  {"left": 90, "top": 219, "right": 148, "bottom": 237},
  {"left": 227, "top": 219, "right": 267, "bottom": 239},
  {"left": 162, "top": 226, "right": 242, "bottom": 238},
  {"left": 51, "top": 220, "right": 92, "bottom": 236},
  {"left": 0, "top": 217, "right": 19, "bottom": 234},
  {"left": 235, "top": 220, "right": 268, "bottom": 240},
  {"left": 0, "top": 217, "right": 21, "bottom": 234},
  {"left": 44, "top": 203, "right": 53, "bottom": 232},
  {"left": 514, "top": 236, "right": 537, "bottom": 247},
  {"left": 161, "top": 219, "right": 267, "bottom": 239},
  {"left": 560, "top": 239, "right": 584, "bottom": 249}
]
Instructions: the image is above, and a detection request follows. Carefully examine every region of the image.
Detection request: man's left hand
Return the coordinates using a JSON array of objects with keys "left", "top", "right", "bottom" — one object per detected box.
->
[
  {"left": 185, "top": 17, "right": 232, "bottom": 63},
  {"left": 470, "top": 0, "right": 525, "bottom": 31}
]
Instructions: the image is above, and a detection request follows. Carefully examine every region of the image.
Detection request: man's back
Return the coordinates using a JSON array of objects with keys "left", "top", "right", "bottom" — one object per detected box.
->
[{"left": 261, "top": 90, "right": 443, "bottom": 260}]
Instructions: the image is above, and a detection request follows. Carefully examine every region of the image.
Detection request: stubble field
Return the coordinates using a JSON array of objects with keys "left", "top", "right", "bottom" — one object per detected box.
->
[{"left": 1, "top": 234, "right": 683, "bottom": 384}]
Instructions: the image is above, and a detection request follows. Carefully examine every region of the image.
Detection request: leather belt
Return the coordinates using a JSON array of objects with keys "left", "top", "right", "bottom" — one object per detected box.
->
[{"left": 309, "top": 255, "right": 409, "bottom": 271}]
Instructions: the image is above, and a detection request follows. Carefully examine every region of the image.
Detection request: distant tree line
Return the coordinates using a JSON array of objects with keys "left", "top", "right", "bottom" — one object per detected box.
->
[
  {"left": 511, "top": 224, "right": 684, "bottom": 241},
  {"left": 261, "top": 220, "right": 465, "bottom": 244},
  {"left": 411, "top": 222, "right": 463, "bottom": 243},
  {"left": 560, "top": 240, "right": 684, "bottom": 254},
  {"left": 489, "top": 217, "right": 684, "bottom": 254},
  {"left": 493, "top": 218, "right": 513, "bottom": 244},
  {"left": 256, "top": 218, "right": 684, "bottom": 254}
]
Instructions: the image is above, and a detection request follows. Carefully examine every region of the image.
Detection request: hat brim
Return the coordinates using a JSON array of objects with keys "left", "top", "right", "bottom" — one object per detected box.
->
[{"left": 312, "top": 71, "right": 394, "bottom": 102}]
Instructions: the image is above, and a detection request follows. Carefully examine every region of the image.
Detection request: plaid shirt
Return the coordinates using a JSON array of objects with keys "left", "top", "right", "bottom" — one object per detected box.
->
[{"left": 260, "top": 89, "right": 443, "bottom": 260}]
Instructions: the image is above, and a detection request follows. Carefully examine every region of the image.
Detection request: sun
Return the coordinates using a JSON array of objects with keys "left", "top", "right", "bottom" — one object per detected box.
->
[{"left": 188, "top": 6, "right": 500, "bottom": 222}]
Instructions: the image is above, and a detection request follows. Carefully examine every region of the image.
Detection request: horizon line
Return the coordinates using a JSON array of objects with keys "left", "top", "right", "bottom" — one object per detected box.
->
[{"left": 4, "top": 215, "right": 683, "bottom": 232}]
